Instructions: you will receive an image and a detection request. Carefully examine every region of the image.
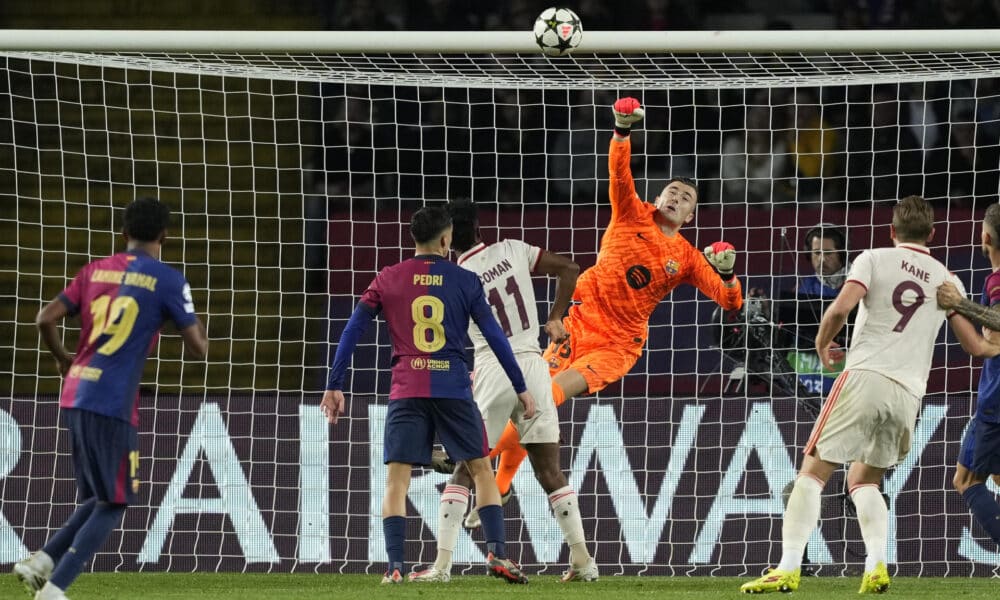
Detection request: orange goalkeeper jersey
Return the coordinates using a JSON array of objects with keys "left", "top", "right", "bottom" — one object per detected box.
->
[{"left": 568, "top": 136, "right": 744, "bottom": 345}]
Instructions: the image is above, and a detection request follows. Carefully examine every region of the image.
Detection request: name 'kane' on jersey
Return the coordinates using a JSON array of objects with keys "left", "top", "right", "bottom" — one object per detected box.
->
[
  {"left": 844, "top": 242, "right": 966, "bottom": 397},
  {"left": 458, "top": 239, "right": 542, "bottom": 356}
]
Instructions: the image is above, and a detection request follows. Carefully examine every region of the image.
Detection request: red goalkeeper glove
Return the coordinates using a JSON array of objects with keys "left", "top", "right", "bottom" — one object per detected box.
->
[
  {"left": 704, "top": 241, "right": 736, "bottom": 280},
  {"left": 613, "top": 97, "right": 644, "bottom": 134}
]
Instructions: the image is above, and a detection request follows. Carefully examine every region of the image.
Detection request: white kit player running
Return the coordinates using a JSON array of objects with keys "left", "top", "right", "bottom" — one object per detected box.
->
[
  {"left": 409, "top": 198, "right": 599, "bottom": 583},
  {"left": 741, "top": 195, "right": 1000, "bottom": 595}
]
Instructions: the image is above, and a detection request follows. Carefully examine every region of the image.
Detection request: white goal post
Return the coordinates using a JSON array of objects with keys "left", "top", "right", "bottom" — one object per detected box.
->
[{"left": 2, "top": 28, "right": 1000, "bottom": 576}]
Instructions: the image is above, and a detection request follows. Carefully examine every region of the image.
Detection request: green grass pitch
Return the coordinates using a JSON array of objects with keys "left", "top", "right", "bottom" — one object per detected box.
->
[{"left": 2, "top": 573, "right": 1000, "bottom": 599}]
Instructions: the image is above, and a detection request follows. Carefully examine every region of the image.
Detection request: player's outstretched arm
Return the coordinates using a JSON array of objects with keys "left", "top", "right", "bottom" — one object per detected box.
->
[
  {"left": 815, "top": 282, "right": 866, "bottom": 367},
  {"left": 938, "top": 281, "right": 1000, "bottom": 331},
  {"left": 948, "top": 313, "right": 1000, "bottom": 358},
  {"left": 607, "top": 97, "right": 646, "bottom": 219},
  {"left": 35, "top": 298, "right": 72, "bottom": 376},
  {"left": 534, "top": 250, "right": 579, "bottom": 343}
]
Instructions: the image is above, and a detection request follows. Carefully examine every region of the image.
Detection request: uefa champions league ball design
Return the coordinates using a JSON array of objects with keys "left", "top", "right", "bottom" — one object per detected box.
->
[{"left": 533, "top": 7, "right": 583, "bottom": 57}]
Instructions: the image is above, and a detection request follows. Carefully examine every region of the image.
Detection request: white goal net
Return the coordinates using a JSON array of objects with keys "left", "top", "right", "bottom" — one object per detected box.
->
[{"left": 2, "top": 30, "right": 1000, "bottom": 576}]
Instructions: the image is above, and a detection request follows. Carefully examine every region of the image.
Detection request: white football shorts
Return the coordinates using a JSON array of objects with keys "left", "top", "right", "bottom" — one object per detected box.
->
[
  {"left": 804, "top": 369, "right": 921, "bottom": 469},
  {"left": 473, "top": 351, "right": 560, "bottom": 447}
]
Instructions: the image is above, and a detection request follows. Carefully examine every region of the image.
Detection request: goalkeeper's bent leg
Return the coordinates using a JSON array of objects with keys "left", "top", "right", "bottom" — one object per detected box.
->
[{"left": 493, "top": 428, "right": 527, "bottom": 497}]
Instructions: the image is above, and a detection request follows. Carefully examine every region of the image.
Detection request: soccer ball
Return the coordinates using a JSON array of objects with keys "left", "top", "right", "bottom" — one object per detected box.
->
[{"left": 533, "top": 7, "right": 583, "bottom": 57}]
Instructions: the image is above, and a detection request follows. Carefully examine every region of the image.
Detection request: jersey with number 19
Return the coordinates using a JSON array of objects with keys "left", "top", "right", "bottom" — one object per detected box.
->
[{"left": 58, "top": 249, "right": 198, "bottom": 426}]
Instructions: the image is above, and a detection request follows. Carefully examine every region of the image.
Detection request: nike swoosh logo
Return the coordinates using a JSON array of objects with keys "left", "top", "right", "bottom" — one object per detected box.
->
[
  {"left": 636, "top": 232, "right": 648, "bottom": 241},
  {"left": 586, "top": 365, "right": 598, "bottom": 374}
]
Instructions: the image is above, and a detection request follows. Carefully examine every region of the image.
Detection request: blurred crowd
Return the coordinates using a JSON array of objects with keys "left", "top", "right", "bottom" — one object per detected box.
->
[
  {"left": 321, "top": 79, "right": 1000, "bottom": 209},
  {"left": 327, "top": 0, "right": 1000, "bottom": 32},
  {"left": 319, "top": 0, "right": 1000, "bottom": 209}
]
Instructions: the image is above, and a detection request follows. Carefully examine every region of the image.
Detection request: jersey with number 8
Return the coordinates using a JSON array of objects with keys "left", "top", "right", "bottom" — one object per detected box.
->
[
  {"left": 354, "top": 254, "right": 509, "bottom": 401},
  {"left": 58, "top": 249, "right": 198, "bottom": 425},
  {"left": 843, "top": 242, "right": 965, "bottom": 397}
]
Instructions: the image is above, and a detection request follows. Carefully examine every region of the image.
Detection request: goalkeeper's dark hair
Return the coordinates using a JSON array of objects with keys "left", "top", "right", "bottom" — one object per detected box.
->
[
  {"left": 446, "top": 198, "right": 479, "bottom": 253},
  {"left": 410, "top": 205, "right": 452, "bottom": 245},
  {"left": 123, "top": 197, "right": 171, "bottom": 242},
  {"left": 986, "top": 203, "right": 1000, "bottom": 248},
  {"left": 892, "top": 195, "right": 934, "bottom": 243},
  {"left": 667, "top": 176, "right": 699, "bottom": 201}
]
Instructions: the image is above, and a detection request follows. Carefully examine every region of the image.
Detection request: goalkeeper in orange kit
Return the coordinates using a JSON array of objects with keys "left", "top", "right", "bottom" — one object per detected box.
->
[{"left": 463, "top": 98, "right": 744, "bottom": 532}]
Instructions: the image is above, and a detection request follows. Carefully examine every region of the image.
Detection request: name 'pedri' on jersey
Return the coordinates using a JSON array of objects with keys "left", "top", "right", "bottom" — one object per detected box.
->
[
  {"left": 975, "top": 269, "right": 1000, "bottom": 423},
  {"left": 458, "top": 239, "right": 543, "bottom": 357},
  {"left": 326, "top": 254, "right": 527, "bottom": 401},
  {"left": 58, "top": 249, "right": 198, "bottom": 426}
]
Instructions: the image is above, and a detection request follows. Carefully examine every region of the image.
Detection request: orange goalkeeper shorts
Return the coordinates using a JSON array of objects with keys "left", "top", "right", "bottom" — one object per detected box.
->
[{"left": 542, "top": 314, "right": 643, "bottom": 394}]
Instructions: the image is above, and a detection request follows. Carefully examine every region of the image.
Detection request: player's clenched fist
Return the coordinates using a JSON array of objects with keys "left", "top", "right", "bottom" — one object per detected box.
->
[
  {"left": 704, "top": 241, "right": 736, "bottom": 279},
  {"left": 613, "top": 97, "right": 645, "bottom": 129}
]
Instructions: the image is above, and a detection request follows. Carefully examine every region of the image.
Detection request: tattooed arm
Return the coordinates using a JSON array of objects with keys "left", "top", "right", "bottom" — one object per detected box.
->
[{"left": 938, "top": 281, "right": 1000, "bottom": 331}]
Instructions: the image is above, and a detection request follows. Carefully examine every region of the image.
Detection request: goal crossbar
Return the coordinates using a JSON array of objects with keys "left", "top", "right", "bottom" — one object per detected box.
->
[{"left": 1, "top": 29, "right": 1000, "bottom": 53}]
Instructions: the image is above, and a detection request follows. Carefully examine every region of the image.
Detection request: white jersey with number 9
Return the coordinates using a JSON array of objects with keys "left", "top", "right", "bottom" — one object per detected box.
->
[{"left": 843, "top": 242, "right": 965, "bottom": 397}]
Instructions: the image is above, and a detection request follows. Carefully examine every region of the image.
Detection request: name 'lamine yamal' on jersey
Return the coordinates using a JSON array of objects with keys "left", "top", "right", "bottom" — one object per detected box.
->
[{"left": 458, "top": 239, "right": 543, "bottom": 356}]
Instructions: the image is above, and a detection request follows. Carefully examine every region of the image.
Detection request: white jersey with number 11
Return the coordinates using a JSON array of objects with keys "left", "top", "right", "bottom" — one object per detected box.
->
[{"left": 458, "top": 239, "right": 542, "bottom": 357}]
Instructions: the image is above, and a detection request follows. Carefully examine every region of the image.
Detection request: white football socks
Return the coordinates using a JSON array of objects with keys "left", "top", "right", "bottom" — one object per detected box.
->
[
  {"left": 777, "top": 475, "right": 824, "bottom": 572},
  {"left": 851, "top": 484, "right": 888, "bottom": 572},
  {"left": 433, "top": 484, "right": 469, "bottom": 572},
  {"left": 549, "top": 485, "right": 590, "bottom": 567}
]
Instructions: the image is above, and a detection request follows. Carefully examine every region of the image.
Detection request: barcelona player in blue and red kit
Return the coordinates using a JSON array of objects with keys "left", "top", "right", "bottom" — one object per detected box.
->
[
  {"left": 322, "top": 206, "right": 535, "bottom": 585},
  {"left": 937, "top": 203, "right": 1000, "bottom": 551},
  {"left": 15, "top": 198, "right": 208, "bottom": 600}
]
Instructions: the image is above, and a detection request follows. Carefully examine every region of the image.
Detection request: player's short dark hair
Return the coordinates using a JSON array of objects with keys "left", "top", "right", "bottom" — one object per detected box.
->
[
  {"left": 123, "top": 197, "right": 171, "bottom": 242},
  {"left": 666, "top": 176, "right": 699, "bottom": 201},
  {"left": 446, "top": 198, "right": 478, "bottom": 253},
  {"left": 410, "top": 205, "right": 452, "bottom": 245},
  {"left": 892, "top": 195, "right": 934, "bottom": 242},
  {"left": 985, "top": 203, "right": 1000, "bottom": 248},
  {"left": 803, "top": 223, "right": 848, "bottom": 264}
]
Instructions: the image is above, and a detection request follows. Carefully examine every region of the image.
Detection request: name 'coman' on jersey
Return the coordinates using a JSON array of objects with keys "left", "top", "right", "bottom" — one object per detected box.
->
[
  {"left": 844, "top": 242, "right": 965, "bottom": 397},
  {"left": 458, "top": 239, "right": 542, "bottom": 356}
]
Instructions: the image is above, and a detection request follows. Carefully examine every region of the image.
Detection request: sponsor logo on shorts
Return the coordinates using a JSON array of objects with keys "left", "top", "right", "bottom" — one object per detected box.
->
[{"left": 625, "top": 265, "right": 652, "bottom": 290}]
